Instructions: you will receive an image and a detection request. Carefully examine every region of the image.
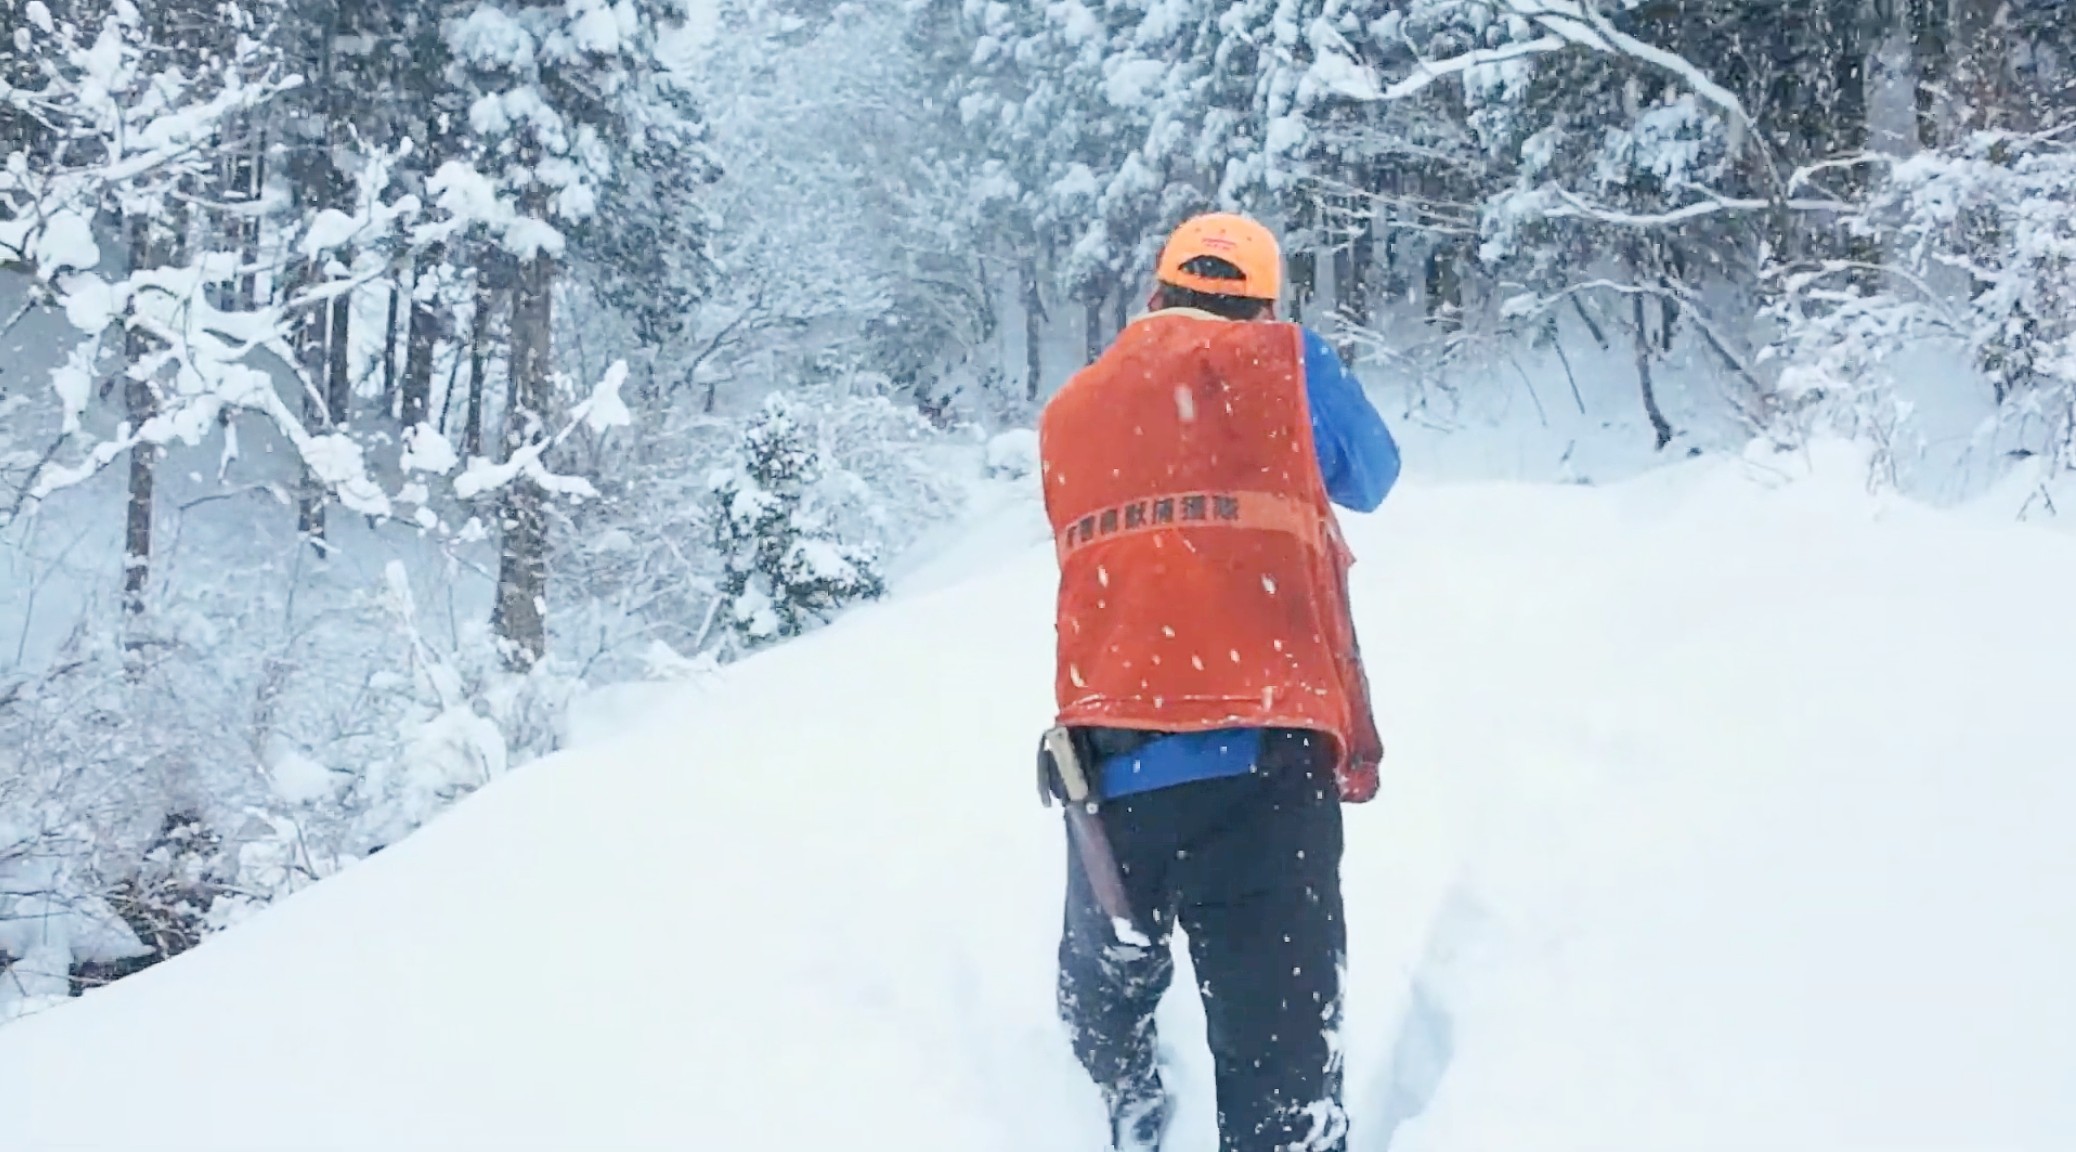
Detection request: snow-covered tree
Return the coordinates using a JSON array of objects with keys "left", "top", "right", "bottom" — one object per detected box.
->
[
  {"left": 431, "top": 0, "right": 720, "bottom": 668},
  {"left": 0, "top": 1, "right": 417, "bottom": 610},
  {"left": 709, "top": 392, "right": 884, "bottom": 655}
]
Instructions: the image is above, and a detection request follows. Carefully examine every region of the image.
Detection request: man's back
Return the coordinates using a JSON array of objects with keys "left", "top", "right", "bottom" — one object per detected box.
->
[
  {"left": 1039, "top": 211, "right": 1401, "bottom": 1152},
  {"left": 1042, "top": 310, "right": 1399, "bottom": 802},
  {"left": 1044, "top": 311, "right": 1323, "bottom": 506},
  {"left": 1040, "top": 311, "right": 1372, "bottom": 766}
]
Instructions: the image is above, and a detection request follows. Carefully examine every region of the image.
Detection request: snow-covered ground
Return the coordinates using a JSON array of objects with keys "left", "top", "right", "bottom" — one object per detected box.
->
[{"left": 3, "top": 443, "right": 2074, "bottom": 1152}]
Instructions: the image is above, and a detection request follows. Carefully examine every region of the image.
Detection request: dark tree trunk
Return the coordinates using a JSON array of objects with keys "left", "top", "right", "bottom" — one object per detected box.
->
[
  {"left": 123, "top": 371, "right": 156, "bottom": 630},
  {"left": 122, "top": 219, "right": 158, "bottom": 659},
  {"left": 238, "top": 134, "right": 264, "bottom": 310},
  {"left": 288, "top": 167, "right": 332, "bottom": 554},
  {"left": 1908, "top": 0, "right": 1951, "bottom": 145},
  {"left": 1830, "top": 0, "right": 1881, "bottom": 286},
  {"left": 293, "top": 9, "right": 345, "bottom": 556},
  {"left": 464, "top": 270, "right": 493, "bottom": 460},
  {"left": 401, "top": 245, "right": 441, "bottom": 427},
  {"left": 1084, "top": 288, "right": 1104, "bottom": 365},
  {"left": 296, "top": 287, "right": 329, "bottom": 553},
  {"left": 282, "top": 144, "right": 331, "bottom": 554},
  {"left": 1331, "top": 206, "right": 1353, "bottom": 314},
  {"left": 209, "top": 139, "right": 237, "bottom": 311},
  {"left": 1425, "top": 242, "right": 1463, "bottom": 333},
  {"left": 492, "top": 250, "right": 554, "bottom": 670},
  {"left": 327, "top": 279, "right": 352, "bottom": 423},
  {"left": 1633, "top": 292, "right": 1674, "bottom": 451},
  {"left": 119, "top": 161, "right": 194, "bottom": 655},
  {"left": 1952, "top": 0, "right": 2017, "bottom": 130},
  {"left": 1113, "top": 279, "right": 1128, "bottom": 332},
  {"left": 1021, "top": 260, "right": 1044, "bottom": 401},
  {"left": 1335, "top": 200, "right": 1375, "bottom": 362},
  {"left": 975, "top": 256, "right": 998, "bottom": 342},
  {"left": 1287, "top": 196, "right": 1318, "bottom": 325},
  {"left": 1572, "top": 294, "right": 1611, "bottom": 348},
  {"left": 1345, "top": 210, "right": 1374, "bottom": 324},
  {"left": 212, "top": 121, "right": 264, "bottom": 311},
  {"left": 1378, "top": 165, "right": 1410, "bottom": 300},
  {"left": 381, "top": 274, "right": 400, "bottom": 418}
]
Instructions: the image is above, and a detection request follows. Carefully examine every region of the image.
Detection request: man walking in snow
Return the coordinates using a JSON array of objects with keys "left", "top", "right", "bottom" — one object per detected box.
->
[{"left": 1036, "top": 212, "right": 1401, "bottom": 1152}]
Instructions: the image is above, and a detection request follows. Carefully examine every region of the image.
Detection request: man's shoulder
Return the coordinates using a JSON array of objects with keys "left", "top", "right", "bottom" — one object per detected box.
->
[
  {"left": 1296, "top": 325, "right": 1342, "bottom": 366},
  {"left": 1131, "top": 309, "right": 1300, "bottom": 339}
]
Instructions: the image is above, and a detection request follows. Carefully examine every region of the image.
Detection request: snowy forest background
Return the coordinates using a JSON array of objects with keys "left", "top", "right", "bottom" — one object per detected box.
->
[{"left": 1, "top": 0, "right": 2070, "bottom": 1018}]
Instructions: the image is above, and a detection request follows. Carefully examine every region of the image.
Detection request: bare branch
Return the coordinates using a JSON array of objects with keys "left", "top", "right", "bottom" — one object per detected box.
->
[
  {"left": 1571, "top": 295, "right": 1610, "bottom": 349},
  {"left": 1538, "top": 185, "right": 1847, "bottom": 228},
  {"left": 2, "top": 434, "right": 73, "bottom": 527},
  {"left": 1787, "top": 153, "right": 1891, "bottom": 198},
  {"left": 670, "top": 292, "right": 768, "bottom": 399},
  {"left": 0, "top": 292, "right": 45, "bottom": 343},
  {"left": 1507, "top": 275, "right": 1791, "bottom": 423}
]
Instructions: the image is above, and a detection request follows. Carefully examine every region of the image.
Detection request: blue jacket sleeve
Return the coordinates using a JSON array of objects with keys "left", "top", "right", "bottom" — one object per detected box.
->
[{"left": 1301, "top": 327, "right": 1400, "bottom": 513}]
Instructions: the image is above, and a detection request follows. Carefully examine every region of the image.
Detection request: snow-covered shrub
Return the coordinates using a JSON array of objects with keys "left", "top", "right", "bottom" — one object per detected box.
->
[
  {"left": 0, "top": 636, "right": 176, "bottom": 1019},
  {"left": 546, "top": 408, "right": 737, "bottom": 681},
  {"left": 0, "top": 761, "right": 150, "bottom": 1021},
  {"left": 0, "top": 540, "right": 583, "bottom": 1009},
  {"left": 70, "top": 812, "right": 232, "bottom": 991},
  {"left": 809, "top": 374, "right": 968, "bottom": 555},
  {"left": 345, "top": 562, "right": 575, "bottom": 852},
  {"left": 1767, "top": 131, "right": 2076, "bottom": 484},
  {"left": 709, "top": 393, "right": 886, "bottom": 655},
  {"left": 985, "top": 429, "right": 1039, "bottom": 479}
]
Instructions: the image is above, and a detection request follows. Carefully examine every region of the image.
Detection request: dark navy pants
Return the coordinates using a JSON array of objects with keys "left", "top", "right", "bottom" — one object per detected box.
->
[{"left": 1058, "top": 731, "right": 1349, "bottom": 1152}]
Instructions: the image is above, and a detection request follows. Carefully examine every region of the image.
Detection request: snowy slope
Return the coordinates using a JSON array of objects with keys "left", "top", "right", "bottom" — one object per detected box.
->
[{"left": 4, "top": 444, "right": 2076, "bottom": 1152}]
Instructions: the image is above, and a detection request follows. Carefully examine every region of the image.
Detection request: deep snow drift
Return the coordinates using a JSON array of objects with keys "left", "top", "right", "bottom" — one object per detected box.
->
[{"left": 3, "top": 445, "right": 2074, "bottom": 1152}]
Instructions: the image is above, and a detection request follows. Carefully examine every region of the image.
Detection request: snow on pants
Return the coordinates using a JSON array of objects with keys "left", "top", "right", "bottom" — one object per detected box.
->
[{"left": 1057, "top": 730, "right": 1348, "bottom": 1152}]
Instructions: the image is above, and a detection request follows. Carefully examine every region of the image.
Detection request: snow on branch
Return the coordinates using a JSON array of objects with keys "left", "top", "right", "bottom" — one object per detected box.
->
[
  {"left": 1552, "top": 0, "right": 1753, "bottom": 133},
  {"left": 2, "top": 12, "right": 372, "bottom": 518},
  {"left": 1382, "top": 35, "right": 1568, "bottom": 101},
  {"left": 1, "top": 13, "right": 299, "bottom": 203},
  {"left": 451, "top": 361, "right": 633, "bottom": 501},
  {"left": 302, "top": 143, "right": 422, "bottom": 260},
  {"left": 20, "top": 215, "right": 413, "bottom": 516},
  {"left": 1378, "top": 0, "right": 1754, "bottom": 138}
]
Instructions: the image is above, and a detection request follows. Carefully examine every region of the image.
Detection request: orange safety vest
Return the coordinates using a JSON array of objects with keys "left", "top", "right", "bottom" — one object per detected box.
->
[{"left": 1038, "top": 309, "right": 1383, "bottom": 803}]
